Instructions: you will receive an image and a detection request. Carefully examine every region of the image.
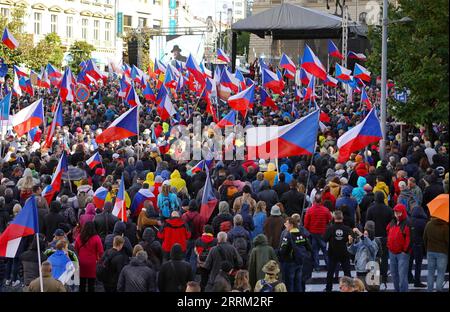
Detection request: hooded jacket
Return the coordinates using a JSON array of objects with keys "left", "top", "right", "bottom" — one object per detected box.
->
[
  {"left": 169, "top": 170, "right": 187, "bottom": 192},
  {"left": 117, "top": 257, "right": 157, "bottom": 292},
  {"left": 386, "top": 204, "right": 411, "bottom": 254},
  {"left": 351, "top": 177, "right": 367, "bottom": 204},
  {"left": 158, "top": 244, "right": 193, "bottom": 292},
  {"left": 373, "top": 181, "right": 390, "bottom": 205},
  {"left": 257, "top": 180, "right": 279, "bottom": 209},
  {"left": 104, "top": 222, "right": 133, "bottom": 256},
  {"left": 79, "top": 203, "right": 96, "bottom": 228},
  {"left": 274, "top": 164, "right": 293, "bottom": 185},
  {"left": 181, "top": 210, "right": 205, "bottom": 240},
  {"left": 366, "top": 192, "right": 393, "bottom": 238},
  {"left": 336, "top": 186, "right": 358, "bottom": 224},
  {"left": 251, "top": 210, "right": 267, "bottom": 240},
  {"left": 248, "top": 234, "right": 278, "bottom": 289},
  {"left": 409, "top": 206, "right": 428, "bottom": 245},
  {"left": 140, "top": 227, "right": 163, "bottom": 266},
  {"left": 157, "top": 217, "right": 191, "bottom": 252},
  {"left": 195, "top": 233, "right": 217, "bottom": 264},
  {"left": 264, "top": 163, "right": 278, "bottom": 187}
]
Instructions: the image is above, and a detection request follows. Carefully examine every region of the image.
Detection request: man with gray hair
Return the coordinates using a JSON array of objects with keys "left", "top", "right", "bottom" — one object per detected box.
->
[
  {"left": 227, "top": 214, "right": 252, "bottom": 267},
  {"left": 117, "top": 250, "right": 157, "bottom": 292},
  {"left": 211, "top": 201, "right": 234, "bottom": 235},
  {"left": 203, "top": 231, "right": 243, "bottom": 292}
]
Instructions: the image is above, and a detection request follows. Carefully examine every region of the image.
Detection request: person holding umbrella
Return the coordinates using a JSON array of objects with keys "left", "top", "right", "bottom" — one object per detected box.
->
[{"left": 424, "top": 194, "right": 449, "bottom": 292}]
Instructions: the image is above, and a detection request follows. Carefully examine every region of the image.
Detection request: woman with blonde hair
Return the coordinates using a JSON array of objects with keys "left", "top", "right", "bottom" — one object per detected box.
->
[
  {"left": 252, "top": 201, "right": 267, "bottom": 239},
  {"left": 17, "top": 168, "right": 39, "bottom": 204},
  {"left": 352, "top": 277, "right": 366, "bottom": 292},
  {"left": 133, "top": 244, "right": 144, "bottom": 257},
  {"left": 232, "top": 270, "right": 251, "bottom": 292}
]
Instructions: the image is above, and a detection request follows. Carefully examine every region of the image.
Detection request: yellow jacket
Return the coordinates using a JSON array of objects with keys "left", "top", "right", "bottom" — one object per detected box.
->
[
  {"left": 264, "top": 163, "right": 278, "bottom": 187},
  {"left": 373, "top": 182, "right": 389, "bottom": 205},
  {"left": 169, "top": 169, "right": 186, "bottom": 192}
]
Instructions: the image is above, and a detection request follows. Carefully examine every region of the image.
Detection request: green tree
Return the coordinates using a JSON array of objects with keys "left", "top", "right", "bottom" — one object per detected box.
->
[
  {"left": 236, "top": 32, "right": 250, "bottom": 58},
  {"left": 366, "top": 0, "right": 449, "bottom": 135},
  {"left": 68, "top": 40, "right": 95, "bottom": 73},
  {"left": 25, "top": 33, "right": 65, "bottom": 70}
]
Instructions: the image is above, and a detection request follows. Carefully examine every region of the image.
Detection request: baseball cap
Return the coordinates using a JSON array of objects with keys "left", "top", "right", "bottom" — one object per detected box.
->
[{"left": 54, "top": 229, "right": 65, "bottom": 237}]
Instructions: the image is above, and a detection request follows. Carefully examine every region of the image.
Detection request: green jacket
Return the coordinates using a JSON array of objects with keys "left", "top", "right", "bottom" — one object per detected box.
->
[{"left": 248, "top": 234, "right": 278, "bottom": 290}]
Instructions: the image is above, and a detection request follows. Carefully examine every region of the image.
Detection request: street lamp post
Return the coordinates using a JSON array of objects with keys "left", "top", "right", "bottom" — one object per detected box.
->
[{"left": 379, "top": 0, "right": 388, "bottom": 161}]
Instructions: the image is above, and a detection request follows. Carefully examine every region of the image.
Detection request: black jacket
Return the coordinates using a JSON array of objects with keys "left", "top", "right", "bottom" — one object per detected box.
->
[
  {"left": 104, "top": 222, "right": 133, "bottom": 256},
  {"left": 19, "top": 236, "right": 48, "bottom": 286},
  {"left": 280, "top": 189, "right": 305, "bottom": 216},
  {"left": 43, "top": 212, "right": 66, "bottom": 242},
  {"left": 94, "top": 211, "right": 119, "bottom": 240},
  {"left": 158, "top": 245, "right": 193, "bottom": 292},
  {"left": 366, "top": 192, "right": 393, "bottom": 238},
  {"left": 359, "top": 192, "right": 375, "bottom": 226},
  {"left": 117, "top": 258, "right": 157, "bottom": 292},
  {"left": 323, "top": 222, "right": 352, "bottom": 259},
  {"left": 101, "top": 248, "right": 130, "bottom": 290},
  {"left": 211, "top": 213, "right": 234, "bottom": 235},
  {"left": 409, "top": 206, "right": 428, "bottom": 245},
  {"left": 273, "top": 182, "right": 290, "bottom": 198}
]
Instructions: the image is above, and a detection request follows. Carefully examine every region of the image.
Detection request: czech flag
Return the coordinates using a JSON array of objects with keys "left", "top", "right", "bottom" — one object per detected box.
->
[
  {"left": 199, "top": 171, "right": 218, "bottom": 222},
  {"left": 155, "top": 85, "right": 168, "bottom": 105},
  {"left": 259, "top": 57, "right": 269, "bottom": 73},
  {"left": 39, "top": 68, "right": 51, "bottom": 89},
  {"left": 157, "top": 94, "right": 177, "bottom": 121},
  {"left": 85, "top": 59, "right": 103, "bottom": 81},
  {"left": 328, "top": 40, "right": 344, "bottom": 60},
  {"left": 228, "top": 84, "right": 255, "bottom": 117},
  {"left": 337, "top": 108, "right": 382, "bottom": 163},
  {"left": 246, "top": 109, "right": 320, "bottom": 159},
  {"left": 0, "top": 92, "right": 11, "bottom": 121},
  {"left": 348, "top": 51, "right": 367, "bottom": 61},
  {"left": 220, "top": 68, "right": 240, "bottom": 93},
  {"left": 86, "top": 151, "right": 102, "bottom": 169},
  {"left": 118, "top": 75, "right": 131, "bottom": 98},
  {"left": 46, "top": 63, "right": 62, "bottom": 78},
  {"left": 262, "top": 68, "right": 284, "bottom": 94},
  {"left": 95, "top": 106, "right": 138, "bottom": 144},
  {"left": 279, "top": 53, "right": 296, "bottom": 73},
  {"left": 19, "top": 77, "right": 33, "bottom": 96},
  {"left": 143, "top": 81, "right": 156, "bottom": 101},
  {"left": 295, "top": 86, "right": 303, "bottom": 101},
  {"left": 324, "top": 75, "right": 338, "bottom": 87},
  {"left": 191, "top": 159, "right": 214, "bottom": 173},
  {"left": 126, "top": 84, "right": 141, "bottom": 107},
  {"left": 12, "top": 98, "right": 44, "bottom": 137},
  {"left": 2, "top": 27, "right": 19, "bottom": 50},
  {"left": 13, "top": 65, "right": 28, "bottom": 78},
  {"left": 335, "top": 64, "right": 352, "bottom": 82},
  {"left": 360, "top": 88, "right": 372, "bottom": 110},
  {"left": 234, "top": 69, "right": 246, "bottom": 90},
  {"left": 260, "top": 88, "right": 278, "bottom": 110},
  {"left": 0, "top": 196, "right": 39, "bottom": 258},
  {"left": 301, "top": 44, "right": 327, "bottom": 81},
  {"left": 353, "top": 63, "right": 371, "bottom": 82},
  {"left": 163, "top": 65, "right": 178, "bottom": 89},
  {"left": 122, "top": 63, "right": 132, "bottom": 77},
  {"left": 28, "top": 127, "right": 42, "bottom": 143},
  {"left": 43, "top": 100, "right": 63, "bottom": 149},
  {"left": 216, "top": 110, "right": 237, "bottom": 129},
  {"left": 154, "top": 58, "right": 166, "bottom": 74},
  {"left": 93, "top": 186, "right": 108, "bottom": 209},
  {"left": 112, "top": 175, "right": 127, "bottom": 221},
  {"left": 59, "top": 67, "right": 75, "bottom": 103},
  {"left": 303, "top": 76, "right": 317, "bottom": 101},
  {"left": 299, "top": 68, "right": 312, "bottom": 86},
  {"left": 131, "top": 65, "right": 144, "bottom": 84},
  {"left": 12, "top": 70, "right": 22, "bottom": 97},
  {"left": 186, "top": 54, "right": 205, "bottom": 86},
  {"left": 42, "top": 152, "right": 68, "bottom": 205},
  {"left": 217, "top": 48, "right": 231, "bottom": 63},
  {"left": 129, "top": 188, "right": 156, "bottom": 217}
]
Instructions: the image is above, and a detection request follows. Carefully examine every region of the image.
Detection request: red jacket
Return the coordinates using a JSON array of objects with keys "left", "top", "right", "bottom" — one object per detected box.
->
[
  {"left": 182, "top": 210, "right": 206, "bottom": 240},
  {"left": 386, "top": 204, "right": 411, "bottom": 254},
  {"left": 157, "top": 217, "right": 191, "bottom": 252},
  {"left": 304, "top": 204, "right": 332, "bottom": 235},
  {"left": 355, "top": 162, "right": 369, "bottom": 177},
  {"left": 74, "top": 234, "right": 104, "bottom": 278},
  {"left": 393, "top": 177, "right": 407, "bottom": 203},
  {"left": 322, "top": 192, "right": 336, "bottom": 209},
  {"left": 195, "top": 233, "right": 217, "bottom": 259}
]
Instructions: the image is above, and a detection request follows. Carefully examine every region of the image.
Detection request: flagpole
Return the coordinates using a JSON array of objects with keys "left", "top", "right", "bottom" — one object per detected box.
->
[
  {"left": 136, "top": 105, "right": 140, "bottom": 161},
  {"left": 35, "top": 232, "right": 44, "bottom": 292}
]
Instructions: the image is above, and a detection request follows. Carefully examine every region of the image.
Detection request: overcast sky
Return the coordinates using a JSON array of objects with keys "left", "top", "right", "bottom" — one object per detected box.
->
[{"left": 185, "top": 0, "right": 234, "bottom": 20}]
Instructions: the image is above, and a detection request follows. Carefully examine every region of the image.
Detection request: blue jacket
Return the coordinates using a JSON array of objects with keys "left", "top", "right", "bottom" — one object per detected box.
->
[
  {"left": 352, "top": 177, "right": 367, "bottom": 205},
  {"left": 240, "top": 202, "right": 255, "bottom": 232},
  {"left": 251, "top": 211, "right": 267, "bottom": 240},
  {"left": 410, "top": 206, "right": 428, "bottom": 244},
  {"left": 47, "top": 250, "right": 71, "bottom": 280},
  {"left": 274, "top": 164, "right": 293, "bottom": 185},
  {"left": 336, "top": 186, "right": 358, "bottom": 224},
  {"left": 347, "top": 236, "right": 379, "bottom": 273}
]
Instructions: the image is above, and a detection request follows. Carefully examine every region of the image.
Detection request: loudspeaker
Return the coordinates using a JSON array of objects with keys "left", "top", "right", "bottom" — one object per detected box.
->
[{"left": 127, "top": 38, "right": 141, "bottom": 67}]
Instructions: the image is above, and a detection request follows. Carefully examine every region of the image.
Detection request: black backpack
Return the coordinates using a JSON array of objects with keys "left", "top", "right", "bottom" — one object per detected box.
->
[
  {"left": 232, "top": 234, "right": 248, "bottom": 262},
  {"left": 259, "top": 280, "right": 281, "bottom": 292},
  {"left": 289, "top": 231, "right": 310, "bottom": 266},
  {"left": 96, "top": 251, "right": 119, "bottom": 282}
]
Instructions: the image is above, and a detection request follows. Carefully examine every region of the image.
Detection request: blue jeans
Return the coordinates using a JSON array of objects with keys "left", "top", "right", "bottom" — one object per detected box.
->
[
  {"left": 282, "top": 262, "right": 303, "bottom": 292},
  {"left": 427, "top": 251, "right": 448, "bottom": 292},
  {"left": 389, "top": 252, "right": 409, "bottom": 292},
  {"left": 185, "top": 239, "right": 197, "bottom": 276},
  {"left": 311, "top": 234, "right": 328, "bottom": 270}
]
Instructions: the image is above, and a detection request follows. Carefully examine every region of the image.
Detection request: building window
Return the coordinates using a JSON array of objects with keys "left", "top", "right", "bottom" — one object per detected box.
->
[
  {"left": 235, "top": 2, "right": 242, "bottom": 6},
  {"left": 82, "top": 18, "right": 88, "bottom": 40},
  {"left": 1, "top": 8, "right": 10, "bottom": 20},
  {"left": 94, "top": 20, "right": 100, "bottom": 41},
  {"left": 66, "top": 16, "right": 73, "bottom": 38},
  {"left": 124, "top": 15, "right": 132, "bottom": 33},
  {"left": 138, "top": 17, "right": 147, "bottom": 28},
  {"left": 235, "top": 10, "right": 242, "bottom": 15},
  {"left": 105, "top": 21, "right": 111, "bottom": 44},
  {"left": 34, "top": 12, "right": 42, "bottom": 35},
  {"left": 50, "top": 14, "right": 58, "bottom": 33}
]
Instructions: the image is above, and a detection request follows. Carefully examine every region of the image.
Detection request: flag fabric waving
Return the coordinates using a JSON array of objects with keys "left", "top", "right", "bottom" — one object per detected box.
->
[
  {"left": 129, "top": 188, "right": 156, "bottom": 217},
  {"left": 228, "top": 84, "right": 255, "bottom": 117},
  {"left": 2, "top": 27, "right": 19, "bottom": 50},
  {"left": 0, "top": 92, "right": 11, "bottom": 121},
  {"left": 112, "top": 175, "right": 127, "bottom": 221},
  {"left": 43, "top": 100, "right": 63, "bottom": 149},
  {"left": 216, "top": 110, "right": 237, "bottom": 129},
  {"left": 337, "top": 108, "right": 382, "bottom": 163},
  {"left": 42, "top": 152, "right": 68, "bottom": 205},
  {"left": 95, "top": 106, "right": 138, "bottom": 144},
  {"left": 199, "top": 170, "right": 218, "bottom": 222},
  {"left": 301, "top": 44, "right": 327, "bottom": 80},
  {"left": 279, "top": 53, "right": 296, "bottom": 73},
  {"left": 0, "top": 196, "right": 39, "bottom": 258},
  {"left": 328, "top": 40, "right": 344, "bottom": 60},
  {"left": 12, "top": 98, "right": 44, "bottom": 137},
  {"left": 353, "top": 63, "right": 371, "bottom": 82},
  {"left": 86, "top": 152, "right": 102, "bottom": 169},
  {"left": 217, "top": 48, "right": 231, "bottom": 63}
]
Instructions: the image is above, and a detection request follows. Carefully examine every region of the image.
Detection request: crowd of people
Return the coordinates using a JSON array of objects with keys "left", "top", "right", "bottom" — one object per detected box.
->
[{"left": 0, "top": 59, "right": 448, "bottom": 293}]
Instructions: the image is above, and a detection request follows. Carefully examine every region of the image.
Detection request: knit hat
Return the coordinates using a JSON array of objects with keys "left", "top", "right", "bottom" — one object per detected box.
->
[
  {"left": 262, "top": 260, "right": 280, "bottom": 275},
  {"left": 270, "top": 205, "right": 281, "bottom": 216},
  {"left": 355, "top": 155, "right": 363, "bottom": 163}
]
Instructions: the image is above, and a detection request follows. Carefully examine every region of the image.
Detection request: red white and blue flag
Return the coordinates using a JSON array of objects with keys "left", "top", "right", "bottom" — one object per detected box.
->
[
  {"left": 260, "top": 88, "right": 278, "bottom": 110},
  {"left": 299, "top": 67, "right": 312, "bottom": 86},
  {"left": 13, "top": 65, "right": 28, "bottom": 78},
  {"left": 12, "top": 98, "right": 44, "bottom": 137},
  {"left": 348, "top": 51, "right": 367, "bottom": 61},
  {"left": 217, "top": 48, "right": 231, "bottom": 63},
  {"left": 337, "top": 108, "right": 382, "bottom": 163},
  {"left": 59, "top": 67, "right": 75, "bottom": 103},
  {"left": 301, "top": 44, "right": 327, "bottom": 80},
  {"left": 86, "top": 152, "right": 102, "bottom": 169},
  {"left": 43, "top": 100, "right": 63, "bottom": 149},
  {"left": 328, "top": 40, "right": 344, "bottom": 60},
  {"left": 19, "top": 77, "right": 33, "bottom": 96},
  {"left": 143, "top": 81, "right": 156, "bottom": 102},
  {"left": 199, "top": 170, "right": 218, "bottom": 222},
  {"left": 262, "top": 68, "right": 284, "bottom": 94},
  {"left": 220, "top": 68, "right": 240, "bottom": 94},
  {"left": 130, "top": 188, "right": 156, "bottom": 217},
  {"left": 28, "top": 127, "right": 42, "bottom": 143},
  {"left": 335, "top": 64, "right": 352, "bottom": 82},
  {"left": 42, "top": 152, "right": 68, "bottom": 205},
  {"left": 85, "top": 59, "right": 103, "bottom": 81},
  {"left": 228, "top": 84, "right": 255, "bottom": 117},
  {"left": 93, "top": 186, "right": 108, "bottom": 209},
  {"left": 216, "top": 110, "right": 237, "bottom": 129},
  {"left": 157, "top": 94, "right": 177, "bottom": 121},
  {"left": 353, "top": 63, "right": 371, "bottom": 82},
  {"left": 46, "top": 63, "right": 62, "bottom": 78},
  {"left": 2, "top": 27, "right": 19, "bottom": 50},
  {"left": 246, "top": 109, "right": 320, "bottom": 159},
  {"left": 279, "top": 53, "right": 296, "bottom": 73},
  {"left": 0, "top": 196, "right": 39, "bottom": 258},
  {"left": 95, "top": 106, "right": 138, "bottom": 144},
  {"left": 154, "top": 59, "right": 167, "bottom": 74},
  {"left": 360, "top": 87, "right": 372, "bottom": 110},
  {"left": 186, "top": 54, "right": 205, "bottom": 86},
  {"left": 126, "top": 84, "right": 141, "bottom": 107},
  {"left": 112, "top": 175, "right": 127, "bottom": 221},
  {"left": 324, "top": 75, "right": 338, "bottom": 87}
]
